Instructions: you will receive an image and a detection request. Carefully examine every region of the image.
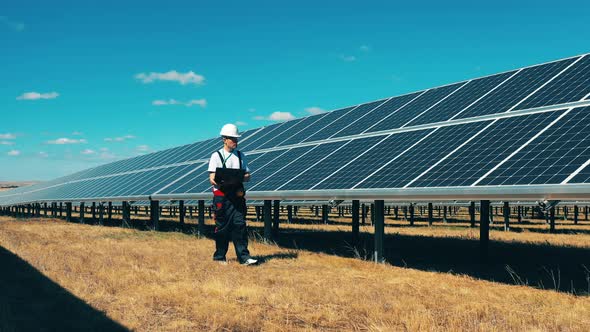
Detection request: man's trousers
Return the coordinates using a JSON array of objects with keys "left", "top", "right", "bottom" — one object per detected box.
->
[{"left": 212, "top": 194, "right": 251, "bottom": 263}]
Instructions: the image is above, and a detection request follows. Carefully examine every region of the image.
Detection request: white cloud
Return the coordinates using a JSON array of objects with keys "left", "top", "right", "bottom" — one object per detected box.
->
[
  {"left": 136, "top": 145, "right": 150, "bottom": 153},
  {"left": 269, "top": 112, "right": 296, "bottom": 121},
  {"left": 17, "top": 92, "right": 59, "bottom": 100},
  {"left": 235, "top": 121, "right": 248, "bottom": 126},
  {"left": 152, "top": 98, "right": 207, "bottom": 108},
  {"left": 305, "top": 106, "right": 326, "bottom": 115},
  {"left": 0, "top": 141, "right": 15, "bottom": 145},
  {"left": 81, "top": 149, "right": 96, "bottom": 155},
  {"left": 46, "top": 138, "right": 87, "bottom": 145},
  {"left": 360, "top": 45, "right": 371, "bottom": 52},
  {"left": 7, "top": 150, "right": 20, "bottom": 156},
  {"left": 104, "top": 135, "right": 135, "bottom": 142},
  {"left": 340, "top": 55, "right": 356, "bottom": 62},
  {"left": 0, "top": 17, "right": 25, "bottom": 32},
  {"left": 99, "top": 151, "right": 117, "bottom": 160},
  {"left": 0, "top": 133, "right": 16, "bottom": 140},
  {"left": 253, "top": 112, "right": 296, "bottom": 122},
  {"left": 38, "top": 152, "right": 49, "bottom": 158},
  {"left": 135, "top": 70, "right": 205, "bottom": 85}
]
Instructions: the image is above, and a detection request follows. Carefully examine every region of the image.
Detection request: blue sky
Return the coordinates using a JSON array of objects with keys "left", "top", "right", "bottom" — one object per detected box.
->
[{"left": 1, "top": 0, "right": 589, "bottom": 181}]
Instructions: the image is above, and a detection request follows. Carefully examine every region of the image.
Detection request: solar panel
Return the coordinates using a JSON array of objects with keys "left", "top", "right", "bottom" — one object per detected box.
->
[
  {"left": 454, "top": 56, "right": 579, "bottom": 119},
  {"left": 278, "top": 106, "right": 356, "bottom": 146},
  {"left": 313, "top": 130, "right": 434, "bottom": 189},
  {"left": 329, "top": 92, "right": 422, "bottom": 138},
  {"left": 278, "top": 136, "right": 384, "bottom": 190},
  {"left": 404, "top": 71, "right": 516, "bottom": 126},
  {"left": 515, "top": 55, "right": 590, "bottom": 110},
  {"left": 249, "top": 141, "right": 343, "bottom": 191},
  {"left": 2, "top": 53, "right": 590, "bottom": 207},
  {"left": 356, "top": 122, "right": 489, "bottom": 189},
  {"left": 476, "top": 106, "right": 590, "bottom": 186},
  {"left": 407, "top": 111, "right": 565, "bottom": 187},
  {"left": 364, "top": 82, "right": 465, "bottom": 133},
  {"left": 304, "top": 99, "right": 389, "bottom": 140}
]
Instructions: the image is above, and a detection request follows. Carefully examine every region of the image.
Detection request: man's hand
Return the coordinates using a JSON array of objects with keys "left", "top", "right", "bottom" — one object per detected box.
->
[
  {"left": 244, "top": 172, "right": 251, "bottom": 182},
  {"left": 209, "top": 172, "right": 218, "bottom": 186}
]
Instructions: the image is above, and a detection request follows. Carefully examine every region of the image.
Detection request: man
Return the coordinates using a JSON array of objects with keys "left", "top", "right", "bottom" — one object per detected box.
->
[{"left": 208, "top": 123, "right": 258, "bottom": 265}]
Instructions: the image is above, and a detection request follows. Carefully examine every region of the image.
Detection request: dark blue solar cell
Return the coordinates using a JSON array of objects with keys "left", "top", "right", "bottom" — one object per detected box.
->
[
  {"left": 516, "top": 55, "right": 590, "bottom": 110},
  {"left": 299, "top": 102, "right": 385, "bottom": 143},
  {"left": 279, "top": 106, "right": 355, "bottom": 146},
  {"left": 166, "top": 150, "right": 284, "bottom": 194},
  {"left": 314, "top": 130, "right": 434, "bottom": 189},
  {"left": 239, "top": 122, "right": 288, "bottom": 151},
  {"left": 331, "top": 92, "right": 423, "bottom": 138},
  {"left": 357, "top": 121, "right": 489, "bottom": 189},
  {"left": 279, "top": 136, "right": 385, "bottom": 190},
  {"left": 157, "top": 163, "right": 210, "bottom": 195},
  {"left": 408, "top": 111, "right": 564, "bottom": 187},
  {"left": 119, "top": 164, "right": 195, "bottom": 196},
  {"left": 301, "top": 99, "right": 387, "bottom": 142},
  {"left": 455, "top": 57, "right": 579, "bottom": 119},
  {"left": 256, "top": 118, "right": 309, "bottom": 150},
  {"left": 569, "top": 163, "right": 590, "bottom": 184},
  {"left": 406, "top": 71, "right": 517, "bottom": 126},
  {"left": 251, "top": 142, "right": 344, "bottom": 191},
  {"left": 478, "top": 107, "right": 590, "bottom": 185},
  {"left": 365, "top": 82, "right": 465, "bottom": 133},
  {"left": 246, "top": 146, "right": 316, "bottom": 189}
]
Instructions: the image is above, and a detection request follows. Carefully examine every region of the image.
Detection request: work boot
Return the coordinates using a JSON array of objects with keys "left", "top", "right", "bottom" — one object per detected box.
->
[{"left": 242, "top": 258, "right": 258, "bottom": 266}]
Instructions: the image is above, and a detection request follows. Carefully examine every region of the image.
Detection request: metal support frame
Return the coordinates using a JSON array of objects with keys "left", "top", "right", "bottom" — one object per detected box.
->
[
  {"left": 198, "top": 200, "right": 205, "bottom": 235},
  {"left": 287, "top": 205, "right": 293, "bottom": 223},
  {"left": 503, "top": 201, "right": 510, "bottom": 231},
  {"left": 428, "top": 202, "right": 433, "bottom": 226},
  {"left": 150, "top": 200, "right": 159, "bottom": 231},
  {"left": 263, "top": 200, "right": 272, "bottom": 241},
  {"left": 107, "top": 202, "right": 113, "bottom": 223},
  {"left": 361, "top": 203, "right": 366, "bottom": 225},
  {"left": 66, "top": 202, "right": 72, "bottom": 222},
  {"left": 574, "top": 205, "right": 579, "bottom": 224},
  {"left": 409, "top": 203, "right": 415, "bottom": 226},
  {"left": 352, "top": 200, "right": 360, "bottom": 246},
  {"left": 273, "top": 200, "right": 280, "bottom": 237},
  {"left": 480, "top": 200, "right": 490, "bottom": 262},
  {"left": 374, "top": 200, "right": 385, "bottom": 263},
  {"left": 549, "top": 206, "right": 556, "bottom": 233},
  {"left": 322, "top": 204, "right": 329, "bottom": 224},
  {"left": 98, "top": 203, "right": 104, "bottom": 225},
  {"left": 79, "top": 202, "right": 85, "bottom": 224},
  {"left": 179, "top": 200, "right": 185, "bottom": 227}
]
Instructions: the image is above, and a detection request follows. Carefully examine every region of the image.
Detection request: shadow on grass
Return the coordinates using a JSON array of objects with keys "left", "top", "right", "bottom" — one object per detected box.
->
[
  {"left": 264, "top": 227, "right": 590, "bottom": 295},
  {"left": 70, "top": 215, "right": 590, "bottom": 295},
  {"left": 0, "top": 245, "right": 128, "bottom": 331}
]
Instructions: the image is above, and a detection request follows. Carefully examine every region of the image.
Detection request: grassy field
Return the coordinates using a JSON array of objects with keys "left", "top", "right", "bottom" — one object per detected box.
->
[{"left": 1, "top": 211, "right": 590, "bottom": 331}]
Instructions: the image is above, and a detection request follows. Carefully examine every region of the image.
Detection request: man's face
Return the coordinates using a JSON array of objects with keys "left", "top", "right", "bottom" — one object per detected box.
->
[{"left": 223, "top": 136, "right": 238, "bottom": 149}]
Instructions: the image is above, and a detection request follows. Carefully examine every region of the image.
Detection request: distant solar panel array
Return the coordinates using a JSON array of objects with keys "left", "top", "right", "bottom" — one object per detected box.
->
[{"left": 2, "top": 53, "right": 590, "bottom": 207}]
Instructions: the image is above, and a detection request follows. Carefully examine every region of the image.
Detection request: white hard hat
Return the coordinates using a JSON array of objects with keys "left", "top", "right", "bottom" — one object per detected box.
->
[{"left": 220, "top": 123, "right": 241, "bottom": 138}]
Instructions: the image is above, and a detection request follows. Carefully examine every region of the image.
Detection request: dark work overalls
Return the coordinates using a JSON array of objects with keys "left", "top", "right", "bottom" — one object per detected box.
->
[{"left": 212, "top": 150, "right": 252, "bottom": 263}]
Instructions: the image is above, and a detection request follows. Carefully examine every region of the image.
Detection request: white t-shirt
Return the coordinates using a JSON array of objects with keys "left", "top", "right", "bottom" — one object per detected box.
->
[{"left": 208, "top": 149, "right": 250, "bottom": 192}]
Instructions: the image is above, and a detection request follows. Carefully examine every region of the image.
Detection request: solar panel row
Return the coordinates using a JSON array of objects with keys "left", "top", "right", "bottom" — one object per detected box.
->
[{"left": 1, "top": 54, "right": 589, "bottom": 206}]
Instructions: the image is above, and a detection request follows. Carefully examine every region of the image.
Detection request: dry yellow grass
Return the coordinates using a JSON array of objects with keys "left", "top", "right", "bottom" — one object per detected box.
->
[{"left": 1, "top": 215, "right": 589, "bottom": 331}]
